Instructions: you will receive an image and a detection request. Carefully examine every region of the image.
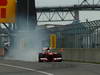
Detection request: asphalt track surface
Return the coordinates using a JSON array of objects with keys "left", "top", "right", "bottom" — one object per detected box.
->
[{"left": 0, "top": 60, "right": 100, "bottom": 75}]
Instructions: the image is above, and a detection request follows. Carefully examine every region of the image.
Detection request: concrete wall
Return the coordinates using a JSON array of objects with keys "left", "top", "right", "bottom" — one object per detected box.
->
[{"left": 59, "top": 48, "right": 100, "bottom": 63}]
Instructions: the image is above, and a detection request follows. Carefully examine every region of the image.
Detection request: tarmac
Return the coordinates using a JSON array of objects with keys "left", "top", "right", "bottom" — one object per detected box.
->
[{"left": 0, "top": 60, "right": 100, "bottom": 75}]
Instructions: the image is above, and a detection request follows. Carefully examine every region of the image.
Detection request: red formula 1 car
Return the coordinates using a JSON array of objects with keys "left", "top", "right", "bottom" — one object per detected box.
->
[{"left": 39, "top": 48, "right": 63, "bottom": 62}]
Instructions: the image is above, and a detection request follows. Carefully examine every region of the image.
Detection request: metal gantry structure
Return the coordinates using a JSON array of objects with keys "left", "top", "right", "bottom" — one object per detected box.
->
[
  {"left": 1, "top": 0, "right": 100, "bottom": 31},
  {"left": 1, "top": 0, "right": 100, "bottom": 48},
  {"left": 36, "top": 0, "right": 100, "bottom": 23}
]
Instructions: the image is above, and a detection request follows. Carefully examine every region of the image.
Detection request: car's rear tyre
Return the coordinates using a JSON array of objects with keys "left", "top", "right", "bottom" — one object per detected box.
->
[
  {"left": 39, "top": 53, "right": 43, "bottom": 62},
  {"left": 56, "top": 53, "right": 63, "bottom": 62}
]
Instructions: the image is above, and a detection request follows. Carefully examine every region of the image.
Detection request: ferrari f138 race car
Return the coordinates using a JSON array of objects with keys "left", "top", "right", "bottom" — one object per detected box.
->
[{"left": 39, "top": 48, "right": 63, "bottom": 62}]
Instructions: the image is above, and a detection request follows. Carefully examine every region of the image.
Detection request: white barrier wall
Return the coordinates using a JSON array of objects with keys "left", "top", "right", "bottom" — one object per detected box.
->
[{"left": 61, "top": 48, "right": 100, "bottom": 63}]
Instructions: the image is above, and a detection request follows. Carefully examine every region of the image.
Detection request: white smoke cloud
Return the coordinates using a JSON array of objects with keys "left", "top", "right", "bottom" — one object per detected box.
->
[{"left": 5, "top": 26, "right": 49, "bottom": 62}]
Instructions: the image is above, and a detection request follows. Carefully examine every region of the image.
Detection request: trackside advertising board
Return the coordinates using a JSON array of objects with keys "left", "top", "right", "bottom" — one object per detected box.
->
[{"left": 0, "top": 0, "right": 16, "bottom": 23}]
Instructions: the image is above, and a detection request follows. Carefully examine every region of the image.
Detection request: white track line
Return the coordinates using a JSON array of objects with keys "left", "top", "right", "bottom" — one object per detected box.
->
[{"left": 0, "top": 63, "right": 54, "bottom": 75}]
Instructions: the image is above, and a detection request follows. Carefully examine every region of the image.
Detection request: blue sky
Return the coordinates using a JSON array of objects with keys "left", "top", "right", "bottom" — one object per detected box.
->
[{"left": 36, "top": 0, "right": 100, "bottom": 24}]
